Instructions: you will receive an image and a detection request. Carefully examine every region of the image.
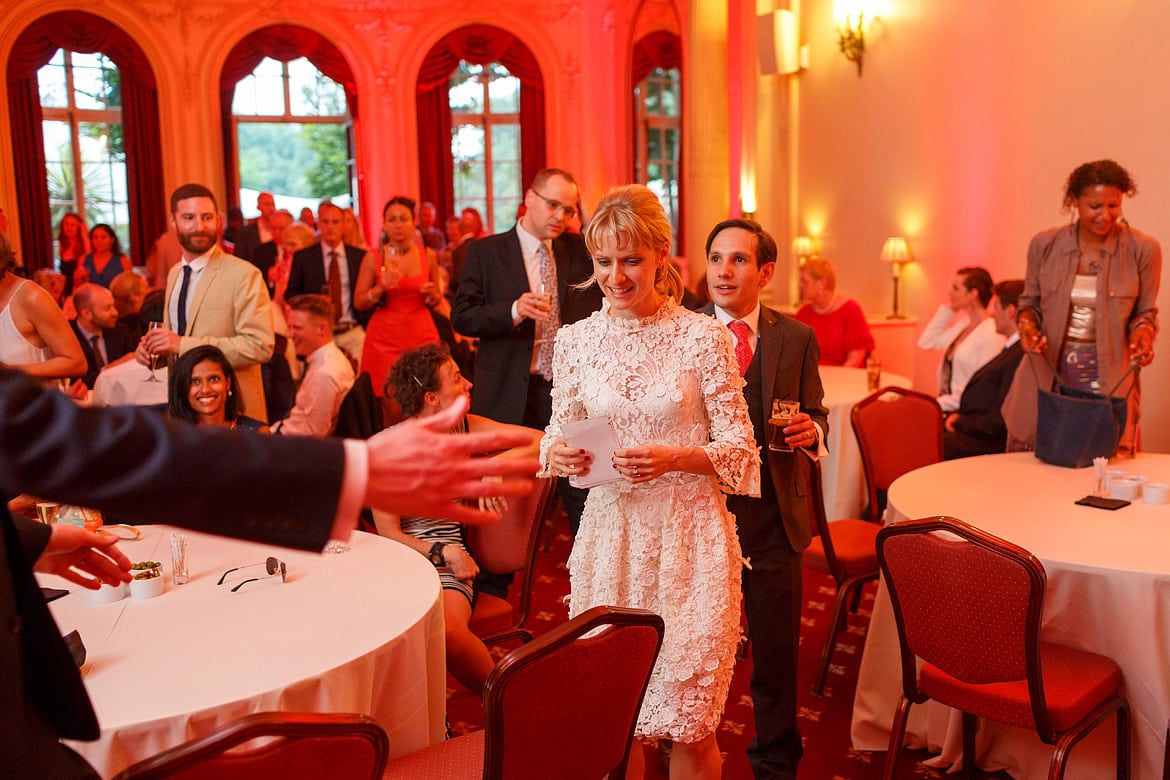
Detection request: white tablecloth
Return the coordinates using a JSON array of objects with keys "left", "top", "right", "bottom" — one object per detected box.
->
[
  {"left": 851, "top": 452, "right": 1170, "bottom": 779},
  {"left": 44, "top": 526, "right": 445, "bottom": 778},
  {"left": 818, "top": 366, "right": 911, "bottom": 519}
]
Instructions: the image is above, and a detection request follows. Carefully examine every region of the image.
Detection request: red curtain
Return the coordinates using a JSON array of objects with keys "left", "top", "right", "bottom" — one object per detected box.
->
[
  {"left": 416, "top": 25, "right": 545, "bottom": 225},
  {"left": 6, "top": 11, "right": 164, "bottom": 271},
  {"left": 631, "top": 31, "right": 684, "bottom": 253},
  {"left": 219, "top": 25, "right": 358, "bottom": 209}
]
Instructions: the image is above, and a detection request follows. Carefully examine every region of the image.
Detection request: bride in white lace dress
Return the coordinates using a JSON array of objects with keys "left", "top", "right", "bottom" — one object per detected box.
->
[{"left": 542, "top": 185, "right": 759, "bottom": 779}]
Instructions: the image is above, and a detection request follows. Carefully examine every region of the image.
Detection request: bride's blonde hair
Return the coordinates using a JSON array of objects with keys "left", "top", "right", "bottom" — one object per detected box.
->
[{"left": 581, "top": 184, "right": 683, "bottom": 302}]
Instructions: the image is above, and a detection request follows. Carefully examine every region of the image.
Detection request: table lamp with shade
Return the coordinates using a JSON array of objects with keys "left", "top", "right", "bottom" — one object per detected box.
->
[{"left": 880, "top": 237, "right": 913, "bottom": 319}]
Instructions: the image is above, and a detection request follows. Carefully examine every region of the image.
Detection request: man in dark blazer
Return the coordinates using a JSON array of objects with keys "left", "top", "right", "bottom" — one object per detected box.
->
[
  {"left": 231, "top": 191, "right": 276, "bottom": 263},
  {"left": 945, "top": 278, "right": 1025, "bottom": 459},
  {"left": 703, "top": 219, "right": 828, "bottom": 780},
  {"left": 0, "top": 366, "right": 541, "bottom": 778},
  {"left": 286, "top": 201, "right": 370, "bottom": 361},
  {"left": 69, "top": 284, "right": 137, "bottom": 391},
  {"left": 452, "top": 168, "right": 603, "bottom": 537}
]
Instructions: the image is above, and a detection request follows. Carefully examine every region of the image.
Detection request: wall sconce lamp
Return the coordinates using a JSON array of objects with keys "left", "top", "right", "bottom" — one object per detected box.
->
[
  {"left": 880, "top": 236, "right": 913, "bottom": 319},
  {"left": 834, "top": 2, "right": 867, "bottom": 76},
  {"left": 792, "top": 236, "right": 818, "bottom": 264}
]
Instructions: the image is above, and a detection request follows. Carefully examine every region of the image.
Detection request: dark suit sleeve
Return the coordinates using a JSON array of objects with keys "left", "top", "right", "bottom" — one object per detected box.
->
[
  {"left": 285, "top": 249, "right": 310, "bottom": 300},
  {"left": 0, "top": 368, "right": 345, "bottom": 552},
  {"left": 451, "top": 238, "right": 525, "bottom": 338},
  {"left": 953, "top": 345, "right": 1024, "bottom": 440}
]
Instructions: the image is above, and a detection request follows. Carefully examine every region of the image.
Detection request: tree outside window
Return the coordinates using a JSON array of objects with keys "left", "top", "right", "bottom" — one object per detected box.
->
[
  {"left": 232, "top": 57, "right": 353, "bottom": 214},
  {"left": 38, "top": 50, "right": 129, "bottom": 252},
  {"left": 635, "top": 67, "right": 681, "bottom": 251},
  {"left": 450, "top": 61, "right": 521, "bottom": 234}
]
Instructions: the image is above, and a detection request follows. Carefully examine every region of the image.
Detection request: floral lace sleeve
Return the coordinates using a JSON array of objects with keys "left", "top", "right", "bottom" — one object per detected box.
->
[
  {"left": 538, "top": 323, "right": 587, "bottom": 476},
  {"left": 697, "top": 319, "right": 761, "bottom": 497}
]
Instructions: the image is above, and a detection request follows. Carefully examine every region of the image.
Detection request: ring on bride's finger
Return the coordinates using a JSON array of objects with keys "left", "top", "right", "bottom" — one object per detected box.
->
[{"left": 634, "top": 466, "right": 640, "bottom": 477}]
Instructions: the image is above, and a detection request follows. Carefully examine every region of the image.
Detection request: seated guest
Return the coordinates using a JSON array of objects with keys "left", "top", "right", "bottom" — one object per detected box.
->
[
  {"left": 109, "top": 270, "right": 148, "bottom": 341},
  {"left": 944, "top": 279, "right": 1025, "bottom": 459},
  {"left": 271, "top": 295, "right": 355, "bottom": 437},
  {"left": 93, "top": 291, "right": 169, "bottom": 407},
  {"left": 373, "top": 342, "right": 540, "bottom": 696},
  {"left": 0, "top": 231, "right": 85, "bottom": 381},
  {"left": 794, "top": 256, "right": 874, "bottom": 367},
  {"left": 169, "top": 345, "right": 269, "bottom": 431},
  {"left": 69, "top": 284, "right": 137, "bottom": 393},
  {"left": 32, "top": 268, "right": 66, "bottom": 308},
  {"left": 917, "top": 266, "right": 1005, "bottom": 412},
  {"left": 81, "top": 224, "right": 133, "bottom": 289}
]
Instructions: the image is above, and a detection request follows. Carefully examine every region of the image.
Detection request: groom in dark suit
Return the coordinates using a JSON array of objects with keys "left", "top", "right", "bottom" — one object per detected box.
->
[
  {"left": 703, "top": 219, "right": 828, "bottom": 779},
  {"left": 452, "top": 168, "right": 602, "bottom": 538}
]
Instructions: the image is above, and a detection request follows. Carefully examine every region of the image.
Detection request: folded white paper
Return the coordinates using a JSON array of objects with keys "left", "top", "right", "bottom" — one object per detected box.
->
[{"left": 561, "top": 416, "right": 623, "bottom": 488}]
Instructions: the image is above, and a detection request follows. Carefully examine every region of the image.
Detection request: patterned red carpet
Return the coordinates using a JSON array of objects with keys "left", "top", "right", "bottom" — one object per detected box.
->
[{"left": 445, "top": 513, "right": 1010, "bottom": 779}]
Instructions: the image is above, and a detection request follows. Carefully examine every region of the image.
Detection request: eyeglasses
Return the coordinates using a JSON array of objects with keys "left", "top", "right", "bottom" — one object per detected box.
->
[
  {"left": 217, "top": 557, "right": 287, "bottom": 592},
  {"left": 530, "top": 189, "right": 577, "bottom": 219}
]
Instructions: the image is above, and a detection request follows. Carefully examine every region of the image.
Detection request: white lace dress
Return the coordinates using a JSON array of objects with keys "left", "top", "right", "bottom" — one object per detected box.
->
[{"left": 540, "top": 298, "right": 760, "bottom": 742}]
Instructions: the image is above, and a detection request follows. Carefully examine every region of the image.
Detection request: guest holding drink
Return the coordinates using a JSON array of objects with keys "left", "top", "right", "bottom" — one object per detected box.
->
[
  {"left": 917, "top": 266, "right": 1004, "bottom": 412},
  {"left": 1003, "top": 159, "right": 1161, "bottom": 452},
  {"left": 168, "top": 345, "right": 269, "bottom": 432},
  {"left": 355, "top": 197, "right": 442, "bottom": 418},
  {"left": 542, "top": 185, "right": 759, "bottom": 779},
  {"left": 794, "top": 256, "right": 874, "bottom": 367}
]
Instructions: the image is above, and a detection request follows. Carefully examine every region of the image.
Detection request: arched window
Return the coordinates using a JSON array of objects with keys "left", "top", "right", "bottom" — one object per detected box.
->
[
  {"left": 450, "top": 61, "right": 521, "bottom": 234},
  {"left": 220, "top": 26, "right": 358, "bottom": 213},
  {"left": 417, "top": 26, "right": 545, "bottom": 230},
  {"left": 38, "top": 50, "right": 128, "bottom": 238},
  {"left": 231, "top": 56, "right": 352, "bottom": 211},
  {"left": 7, "top": 11, "right": 164, "bottom": 270},
  {"left": 632, "top": 32, "right": 682, "bottom": 252}
]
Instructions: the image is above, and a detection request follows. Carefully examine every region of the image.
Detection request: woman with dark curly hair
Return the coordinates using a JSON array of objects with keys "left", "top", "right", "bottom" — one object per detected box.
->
[
  {"left": 168, "top": 345, "right": 268, "bottom": 432},
  {"left": 374, "top": 342, "right": 539, "bottom": 696},
  {"left": 1003, "top": 159, "right": 1161, "bottom": 452},
  {"left": 80, "top": 224, "right": 132, "bottom": 289}
]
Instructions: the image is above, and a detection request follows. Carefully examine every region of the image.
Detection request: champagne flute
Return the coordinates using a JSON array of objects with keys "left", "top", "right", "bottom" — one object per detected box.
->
[{"left": 144, "top": 321, "right": 164, "bottom": 382}]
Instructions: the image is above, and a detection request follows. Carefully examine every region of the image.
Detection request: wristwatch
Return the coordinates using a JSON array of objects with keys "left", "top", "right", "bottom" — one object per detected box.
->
[{"left": 427, "top": 542, "right": 447, "bottom": 567}]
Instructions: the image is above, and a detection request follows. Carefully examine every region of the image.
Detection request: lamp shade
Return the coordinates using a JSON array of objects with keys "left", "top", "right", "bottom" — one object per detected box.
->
[
  {"left": 792, "top": 235, "right": 817, "bottom": 259},
  {"left": 880, "top": 236, "right": 912, "bottom": 264}
]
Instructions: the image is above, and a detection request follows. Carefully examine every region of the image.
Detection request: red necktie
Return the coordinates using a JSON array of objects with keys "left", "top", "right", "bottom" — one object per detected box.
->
[{"left": 728, "top": 320, "right": 753, "bottom": 377}]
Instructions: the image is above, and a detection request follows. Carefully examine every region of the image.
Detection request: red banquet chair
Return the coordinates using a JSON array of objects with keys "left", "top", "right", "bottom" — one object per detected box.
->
[
  {"left": 851, "top": 386, "right": 943, "bottom": 521},
  {"left": 801, "top": 455, "right": 880, "bottom": 697},
  {"left": 384, "top": 605, "right": 664, "bottom": 780},
  {"left": 112, "top": 712, "right": 389, "bottom": 780},
  {"left": 876, "top": 516, "right": 1129, "bottom": 780}
]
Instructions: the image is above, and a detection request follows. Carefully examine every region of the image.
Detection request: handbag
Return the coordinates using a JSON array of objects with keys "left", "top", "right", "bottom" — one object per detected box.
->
[{"left": 1034, "top": 361, "right": 1137, "bottom": 469}]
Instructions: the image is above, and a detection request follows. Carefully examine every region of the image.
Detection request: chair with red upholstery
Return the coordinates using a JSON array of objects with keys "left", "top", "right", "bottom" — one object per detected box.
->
[
  {"left": 851, "top": 386, "right": 943, "bottom": 521},
  {"left": 112, "top": 712, "right": 389, "bottom": 780},
  {"left": 466, "top": 474, "right": 557, "bottom": 645},
  {"left": 802, "top": 455, "right": 880, "bottom": 697},
  {"left": 876, "top": 516, "right": 1129, "bottom": 780},
  {"left": 384, "top": 605, "right": 665, "bottom": 780}
]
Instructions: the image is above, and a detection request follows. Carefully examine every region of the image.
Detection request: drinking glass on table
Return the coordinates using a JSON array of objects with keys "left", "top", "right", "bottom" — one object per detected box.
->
[
  {"left": 144, "top": 321, "right": 164, "bottom": 382},
  {"left": 767, "top": 400, "right": 801, "bottom": 452},
  {"left": 324, "top": 539, "right": 350, "bottom": 554}
]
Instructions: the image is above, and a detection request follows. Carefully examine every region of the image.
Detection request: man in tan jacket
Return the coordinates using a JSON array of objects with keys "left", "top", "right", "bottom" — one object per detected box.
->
[{"left": 137, "top": 183, "right": 274, "bottom": 421}]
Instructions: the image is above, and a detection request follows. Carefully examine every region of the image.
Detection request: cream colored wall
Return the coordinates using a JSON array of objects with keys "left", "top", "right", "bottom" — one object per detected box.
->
[
  {"left": 783, "top": 0, "right": 1170, "bottom": 451},
  {"left": 0, "top": 0, "right": 686, "bottom": 258}
]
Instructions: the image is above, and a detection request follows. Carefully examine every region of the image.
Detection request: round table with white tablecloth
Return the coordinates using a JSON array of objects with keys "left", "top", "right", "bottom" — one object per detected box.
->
[
  {"left": 851, "top": 452, "right": 1170, "bottom": 779},
  {"left": 43, "top": 526, "right": 445, "bottom": 778},
  {"left": 817, "top": 366, "right": 911, "bottom": 519}
]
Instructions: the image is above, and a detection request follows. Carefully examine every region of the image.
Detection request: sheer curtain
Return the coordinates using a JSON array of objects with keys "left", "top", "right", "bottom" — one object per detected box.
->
[
  {"left": 6, "top": 11, "right": 164, "bottom": 270},
  {"left": 416, "top": 25, "right": 545, "bottom": 225}
]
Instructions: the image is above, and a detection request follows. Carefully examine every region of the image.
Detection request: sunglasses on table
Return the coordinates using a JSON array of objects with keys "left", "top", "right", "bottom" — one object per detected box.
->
[{"left": 217, "top": 557, "right": 287, "bottom": 592}]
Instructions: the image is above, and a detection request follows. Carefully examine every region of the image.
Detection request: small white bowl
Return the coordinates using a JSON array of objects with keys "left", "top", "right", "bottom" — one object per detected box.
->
[
  {"left": 91, "top": 582, "right": 127, "bottom": 604},
  {"left": 1110, "top": 479, "right": 1140, "bottom": 501},
  {"left": 1143, "top": 483, "right": 1169, "bottom": 505},
  {"left": 129, "top": 573, "right": 164, "bottom": 600}
]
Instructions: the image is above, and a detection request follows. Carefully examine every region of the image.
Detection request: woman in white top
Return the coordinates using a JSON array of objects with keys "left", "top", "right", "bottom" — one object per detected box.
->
[
  {"left": 917, "top": 266, "right": 1004, "bottom": 412},
  {"left": 0, "top": 232, "right": 85, "bottom": 381}
]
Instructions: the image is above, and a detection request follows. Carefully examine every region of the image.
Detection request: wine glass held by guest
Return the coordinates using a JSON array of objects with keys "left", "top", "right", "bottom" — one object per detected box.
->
[
  {"left": 56, "top": 212, "right": 90, "bottom": 296},
  {"left": 81, "top": 224, "right": 133, "bottom": 289},
  {"left": 0, "top": 230, "right": 86, "bottom": 381},
  {"left": 1003, "top": 159, "right": 1161, "bottom": 452},
  {"left": 794, "top": 257, "right": 875, "bottom": 367},
  {"left": 541, "top": 184, "right": 760, "bottom": 780},
  {"left": 374, "top": 342, "right": 539, "bottom": 696},
  {"left": 916, "top": 266, "right": 1004, "bottom": 412},
  {"left": 168, "top": 345, "right": 269, "bottom": 432},
  {"left": 354, "top": 196, "right": 443, "bottom": 415}
]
